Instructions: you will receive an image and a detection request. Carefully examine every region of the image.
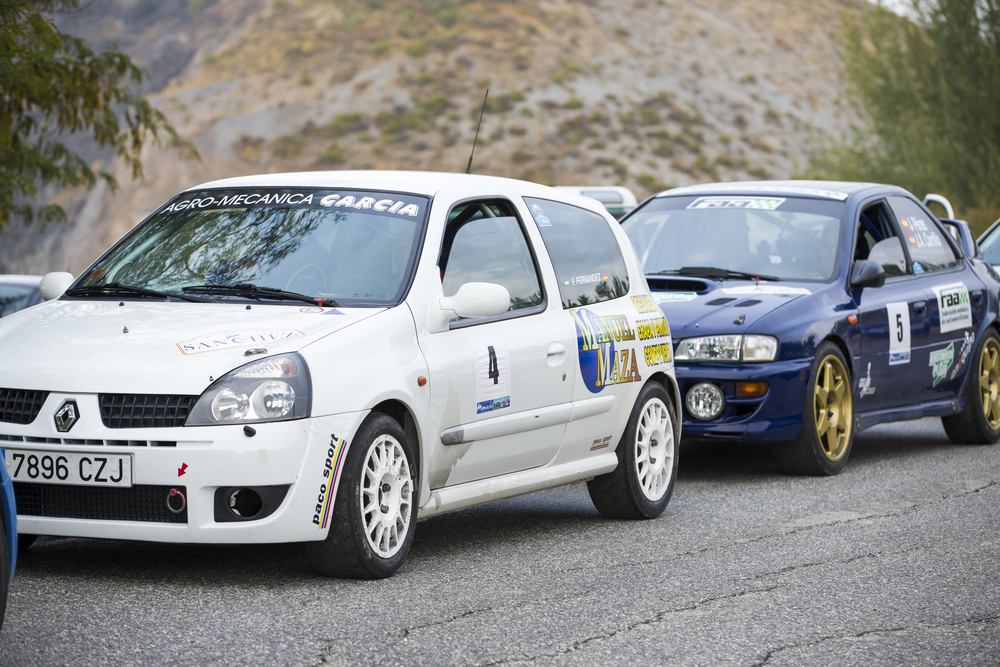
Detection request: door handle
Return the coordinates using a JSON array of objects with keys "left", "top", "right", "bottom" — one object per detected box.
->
[
  {"left": 972, "top": 290, "right": 984, "bottom": 303},
  {"left": 547, "top": 342, "right": 567, "bottom": 356},
  {"left": 914, "top": 301, "right": 927, "bottom": 317}
]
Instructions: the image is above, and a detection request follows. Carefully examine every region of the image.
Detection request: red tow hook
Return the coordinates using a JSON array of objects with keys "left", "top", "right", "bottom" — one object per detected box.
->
[{"left": 167, "top": 488, "right": 186, "bottom": 514}]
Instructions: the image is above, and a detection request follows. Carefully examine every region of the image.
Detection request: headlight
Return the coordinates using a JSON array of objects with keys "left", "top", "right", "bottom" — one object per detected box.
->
[
  {"left": 675, "top": 335, "right": 778, "bottom": 362},
  {"left": 186, "top": 353, "right": 311, "bottom": 426}
]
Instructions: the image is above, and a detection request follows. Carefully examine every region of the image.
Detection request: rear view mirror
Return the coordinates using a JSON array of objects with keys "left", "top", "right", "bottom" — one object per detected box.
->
[
  {"left": 39, "top": 272, "right": 75, "bottom": 300},
  {"left": 439, "top": 282, "right": 511, "bottom": 320},
  {"left": 850, "top": 260, "right": 885, "bottom": 290}
]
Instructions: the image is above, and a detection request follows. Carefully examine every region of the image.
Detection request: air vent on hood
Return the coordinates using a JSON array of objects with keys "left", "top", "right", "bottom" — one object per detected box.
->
[
  {"left": 706, "top": 298, "right": 736, "bottom": 306},
  {"left": 647, "top": 277, "right": 709, "bottom": 292},
  {"left": 733, "top": 299, "right": 762, "bottom": 307}
]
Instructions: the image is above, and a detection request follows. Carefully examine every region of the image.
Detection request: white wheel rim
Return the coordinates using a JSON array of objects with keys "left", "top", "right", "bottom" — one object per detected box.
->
[
  {"left": 360, "top": 434, "right": 413, "bottom": 558},
  {"left": 635, "top": 397, "right": 674, "bottom": 501}
]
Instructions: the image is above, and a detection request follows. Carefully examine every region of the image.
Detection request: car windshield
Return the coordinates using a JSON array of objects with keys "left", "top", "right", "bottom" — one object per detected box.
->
[
  {"left": 74, "top": 188, "right": 429, "bottom": 305},
  {"left": 621, "top": 195, "right": 848, "bottom": 282},
  {"left": 0, "top": 282, "right": 36, "bottom": 317}
]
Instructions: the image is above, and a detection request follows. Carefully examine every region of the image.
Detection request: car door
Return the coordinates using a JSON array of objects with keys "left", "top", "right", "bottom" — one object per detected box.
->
[
  {"left": 886, "top": 195, "right": 986, "bottom": 400},
  {"left": 524, "top": 197, "right": 648, "bottom": 458},
  {"left": 418, "top": 198, "right": 576, "bottom": 489},
  {"left": 853, "top": 198, "right": 935, "bottom": 411}
]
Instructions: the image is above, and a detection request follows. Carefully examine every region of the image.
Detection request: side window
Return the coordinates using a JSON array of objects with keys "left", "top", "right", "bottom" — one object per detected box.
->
[
  {"left": 525, "top": 197, "right": 630, "bottom": 309},
  {"left": 887, "top": 195, "right": 960, "bottom": 273},
  {"left": 855, "top": 201, "right": 908, "bottom": 278},
  {"left": 438, "top": 200, "right": 543, "bottom": 316}
]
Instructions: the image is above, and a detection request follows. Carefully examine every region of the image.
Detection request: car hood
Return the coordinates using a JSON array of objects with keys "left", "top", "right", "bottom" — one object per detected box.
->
[
  {"left": 0, "top": 299, "right": 382, "bottom": 395},
  {"left": 651, "top": 280, "right": 814, "bottom": 340}
]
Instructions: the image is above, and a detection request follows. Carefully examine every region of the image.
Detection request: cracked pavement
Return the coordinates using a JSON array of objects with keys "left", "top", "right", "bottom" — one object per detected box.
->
[{"left": 1, "top": 417, "right": 998, "bottom": 666}]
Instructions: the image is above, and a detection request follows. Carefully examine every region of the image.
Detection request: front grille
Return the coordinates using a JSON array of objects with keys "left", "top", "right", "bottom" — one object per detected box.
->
[
  {"left": 0, "top": 434, "right": 177, "bottom": 447},
  {"left": 99, "top": 394, "right": 198, "bottom": 429},
  {"left": 14, "top": 482, "right": 188, "bottom": 523},
  {"left": 0, "top": 389, "right": 49, "bottom": 425}
]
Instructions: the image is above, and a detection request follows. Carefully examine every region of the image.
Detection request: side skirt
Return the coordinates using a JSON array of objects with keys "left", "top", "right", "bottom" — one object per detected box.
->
[{"left": 855, "top": 397, "right": 967, "bottom": 432}]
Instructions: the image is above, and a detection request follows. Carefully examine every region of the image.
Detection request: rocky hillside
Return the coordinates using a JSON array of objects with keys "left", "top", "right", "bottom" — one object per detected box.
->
[{"left": 0, "top": 0, "right": 868, "bottom": 276}]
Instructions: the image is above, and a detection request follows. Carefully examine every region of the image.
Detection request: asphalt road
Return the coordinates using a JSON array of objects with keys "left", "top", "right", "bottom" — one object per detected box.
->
[{"left": 1, "top": 418, "right": 998, "bottom": 666}]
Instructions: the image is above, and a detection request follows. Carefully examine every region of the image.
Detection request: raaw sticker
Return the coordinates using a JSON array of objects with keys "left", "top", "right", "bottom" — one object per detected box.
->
[
  {"left": 949, "top": 331, "right": 976, "bottom": 381},
  {"left": 177, "top": 329, "right": 305, "bottom": 355},
  {"left": 932, "top": 283, "right": 972, "bottom": 334},
  {"left": 886, "top": 302, "right": 911, "bottom": 365},
  {"left": 475, "top": 343, "right": 511, "bottom": 415},
  {"left": 858, "top": 362, "right": 876, "bottom": 397},
  {"left": 590, "top": 435, "right": 613, "bottom": 451},
  {"left": 314, "top": 435, "right": 348, "bottom": 530},
  {"left": 687, "top": 197, "right": 785, "bottom": 210},
  {"left": 721, "top": 285, "right": 811, "bottom": 296},
  {"left": 929, "top": 343, "right": 955, "bottom": 387},
  {"left": 654, "top": 292, "right": 699, "bottom": 303},
  {"left": 570, "top": 308, "right": 641, "bottom": 393}
]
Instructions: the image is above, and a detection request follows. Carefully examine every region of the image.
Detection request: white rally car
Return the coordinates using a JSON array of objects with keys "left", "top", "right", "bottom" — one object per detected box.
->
[{"left": 0, "top": 171, "right": 679, "bottom": 578}]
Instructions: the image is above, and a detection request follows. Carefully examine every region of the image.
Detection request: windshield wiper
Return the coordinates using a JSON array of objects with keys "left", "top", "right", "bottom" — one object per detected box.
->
[
  {"left": 650, "top": 266, "right": 781, "bottom": 282},
  {"left": 181, "top": 283, "right": 339, "bottom": 307},
  {"left": 65, "top": 282, "right": 210, "bottom": 303}
]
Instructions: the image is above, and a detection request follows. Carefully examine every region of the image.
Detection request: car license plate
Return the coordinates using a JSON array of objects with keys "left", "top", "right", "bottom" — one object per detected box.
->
[{"left": 4, "top": 449, "right": 133, "bottom": 488}]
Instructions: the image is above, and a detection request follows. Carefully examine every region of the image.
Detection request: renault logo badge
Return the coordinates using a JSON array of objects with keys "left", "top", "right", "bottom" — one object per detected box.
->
[{"left": 54, "top": 400, "right": 79, "bottom": 433}]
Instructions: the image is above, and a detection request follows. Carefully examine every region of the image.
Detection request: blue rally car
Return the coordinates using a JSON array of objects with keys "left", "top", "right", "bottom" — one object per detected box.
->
[{"left": 620, "top": 181, "right": 1000, "bottom": 474}]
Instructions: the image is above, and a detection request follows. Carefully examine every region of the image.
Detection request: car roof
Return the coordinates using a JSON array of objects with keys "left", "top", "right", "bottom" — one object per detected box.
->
[
  {"left": 655, "top": 180, "right": 900, "bottom": 202},
  {"left": 188, "top": 170, "right": 528, "bottom": 198},
  {"left": 0, "top": 274, "right": 42, "bottom": 286}
]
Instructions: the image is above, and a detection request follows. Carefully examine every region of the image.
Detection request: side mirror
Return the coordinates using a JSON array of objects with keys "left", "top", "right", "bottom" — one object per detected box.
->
[
  {"left": 850, "top": 260, "right": 885, "bottom": 290},
  {"left": 439, "top": 282, "right": 510, "bottom": 321},
  {"left": 39, "top": 272, "right": 75, "bottom": 301}
]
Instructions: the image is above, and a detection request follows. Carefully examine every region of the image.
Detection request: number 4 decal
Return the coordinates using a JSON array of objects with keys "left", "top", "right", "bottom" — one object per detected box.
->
[
  {"left": 886, "top": 302, "right": 911, "bottom": 365},
  {"left": 475, "top": 341, "right": 511, "bottom": 414}
]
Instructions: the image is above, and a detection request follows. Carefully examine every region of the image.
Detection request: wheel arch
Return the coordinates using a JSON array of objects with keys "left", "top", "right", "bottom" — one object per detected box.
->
[
  {"left": 647, "top": 370, "right": 681, "bottom": 418},
  {"left": 369, "top": 399, "right": 422, "bottom": 482},
  {"left": 820, "top": 335, "right": 854, "bottom": 379}
]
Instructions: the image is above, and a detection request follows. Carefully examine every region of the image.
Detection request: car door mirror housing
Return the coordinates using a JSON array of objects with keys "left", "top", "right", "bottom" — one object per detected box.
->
[
  {"left": 39, "top": 272, "right": 75, "bottom": 300},
  {"left": 850, "top": 259, "right": 886, "bottom": 290},
  {"left": 439, "top": 282, "right": 511, "bottom": 320}
]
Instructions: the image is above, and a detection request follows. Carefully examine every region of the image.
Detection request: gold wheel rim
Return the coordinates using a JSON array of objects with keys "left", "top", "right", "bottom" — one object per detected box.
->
[
  {"left": 979, "top": 338, "right": 1000, "bottom": 430},
  {"left": 813, "top": 354, "right": 852, "bottom": 461}
]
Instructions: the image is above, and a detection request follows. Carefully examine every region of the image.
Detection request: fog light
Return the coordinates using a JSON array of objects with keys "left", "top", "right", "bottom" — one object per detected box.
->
[
  {"left": 229, "top": 488, "right": 263, "bottom": 518},
  {"left": 735, "top": 381, "right": 769, "bottom": 398},
  {"left": 686, "top": 382, "right": 725, "bottom": 420}
]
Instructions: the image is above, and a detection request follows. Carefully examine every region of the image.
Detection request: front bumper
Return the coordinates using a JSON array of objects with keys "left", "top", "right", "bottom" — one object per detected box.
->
[
  {"left": 0, "top": 391, "right": 367, "bottom": 543},
  {"left": 676, "top": 357, "right": 812, "bottom": 442}
]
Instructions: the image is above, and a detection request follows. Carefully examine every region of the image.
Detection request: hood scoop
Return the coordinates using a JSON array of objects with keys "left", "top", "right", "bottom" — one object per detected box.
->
[
  {"left": 647, "top": 277, "right": 710, "bottom": 292},
  {"left": 733, "top": 299, "right": 762, "bottom": 307},
  {"left": 706, "top": 297, "right": 736, "bottom": 306}
]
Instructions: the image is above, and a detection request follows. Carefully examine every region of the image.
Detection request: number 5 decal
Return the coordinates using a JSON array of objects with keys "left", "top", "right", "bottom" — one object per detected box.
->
[{"left": 886, "top": 302, "right": 911, "bottom": 365}]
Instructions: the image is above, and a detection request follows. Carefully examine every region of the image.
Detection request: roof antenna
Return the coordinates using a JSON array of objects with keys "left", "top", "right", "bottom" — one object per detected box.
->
[{"left": 466, "top": 89, "right": 489, "bottom": 174}]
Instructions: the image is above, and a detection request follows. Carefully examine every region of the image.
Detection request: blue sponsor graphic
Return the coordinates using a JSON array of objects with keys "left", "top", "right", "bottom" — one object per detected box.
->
[
  {"left": 476, "top": 396, "right": 510, "bottom": 414},
  {"left": 889, "top": 351, "right": 910, "bottom": 364}
]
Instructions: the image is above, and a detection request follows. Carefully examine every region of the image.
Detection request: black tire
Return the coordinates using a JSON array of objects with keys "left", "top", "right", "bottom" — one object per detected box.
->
[
  {"left": 17, "top": 534, "right": 36, "bottom": 556},
  {"left": 773, "top": 342, "right": 854, "bottom": 475},
  {"left": 942, "top": 328, "right": 1000, "bottom": 445},
  {"left": 588, "top": 381, "right": 679, "bottom": 519},
  {"left": 0, "top": 519, "right": 9, "bottom": 632},
  {"left": 308, "top": 413, "right": 417, "bottom": 579}
]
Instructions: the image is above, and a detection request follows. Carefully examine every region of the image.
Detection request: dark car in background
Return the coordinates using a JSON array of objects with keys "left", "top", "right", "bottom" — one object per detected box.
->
[
  {"left": 0, "top": 275, "right": 42, "bottom": 318},
  {"left": 621, "top": 180, "right": 1000, "bottom": 475}
]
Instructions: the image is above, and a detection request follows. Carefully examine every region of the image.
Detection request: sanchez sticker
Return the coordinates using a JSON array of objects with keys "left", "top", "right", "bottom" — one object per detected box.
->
[
  {"left": 886, "top": 302, "right": 911, "bottom": 365},
  {"left": 177, "top": 329, "right": 305, "bottom": 355},
  {"left": 475, "top": 342, "right": 511, "bottom": 415},
  {"left": 929, "top": 343, "right": 954, "bottom": 387},
  {"left": 687, "top": 197, "right": 785, "bottom": 210},
  {"left": 932, "top": 283, "right": 972, "bottom": 333},
  {"left": 721, "top": 285, "right": 811, "bottom": 296}
]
